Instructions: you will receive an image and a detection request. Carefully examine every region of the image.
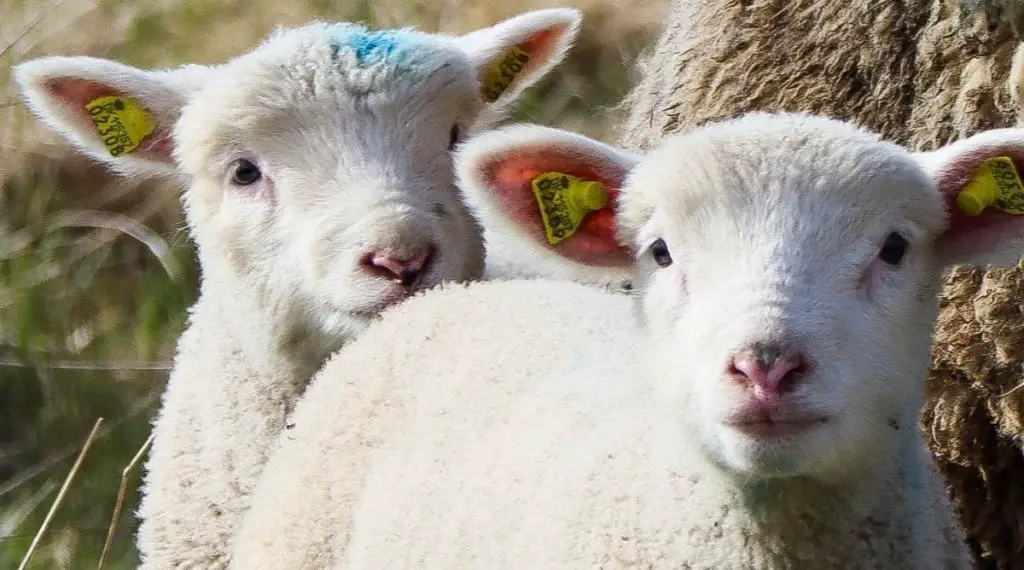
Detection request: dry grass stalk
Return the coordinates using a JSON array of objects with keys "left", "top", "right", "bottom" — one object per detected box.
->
[
  {"left": 1, "top": 394, "right": 158, "bottom": 502},
  {"left": 16, "top": 417, "right": 103, "bottom": 570},
  {"left": 97, "top": 432, "right": 153, "bottom": 570}
]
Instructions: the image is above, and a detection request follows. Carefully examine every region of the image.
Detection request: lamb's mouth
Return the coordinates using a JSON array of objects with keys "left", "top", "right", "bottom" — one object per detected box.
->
[
  {"left": 724, "top": 411, "right": 831, "bottom": 439},
  {"left": 348, "top": 282, "right": 429, "bottom": 319},
  {"left": 349, "top": 293, "right": 413, "bottom": 319},
  {"left": 730, "top": 418, "right": 829, "bottom": 438}
]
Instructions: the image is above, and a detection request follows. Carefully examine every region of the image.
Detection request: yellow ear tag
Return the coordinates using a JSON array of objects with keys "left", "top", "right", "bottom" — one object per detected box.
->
[
  {"left": 956, "top": 156, "right": 1024, "bottom": 216},
  {"left": 85, "top": 95, "right": 155, "bottom": 157},
  {"left": 480, "top": 45, "right": 531, "bottom": 103},
  {"left": 531, "top": 172, "right": 608, "bottom": 245}
]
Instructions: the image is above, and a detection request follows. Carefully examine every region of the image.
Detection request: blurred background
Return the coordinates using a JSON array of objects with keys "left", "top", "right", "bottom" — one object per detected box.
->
[{"left": 0, "top": 0, "right": 664, "bottom": 567}]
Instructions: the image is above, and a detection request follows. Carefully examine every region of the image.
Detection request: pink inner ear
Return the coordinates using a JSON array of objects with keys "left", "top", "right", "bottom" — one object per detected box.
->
[
  {"left": 45, "top": 77, "right": 173, "bottom": 162},
  {"left": 484, "top": 148, "right": 633, "bottom": 267},
  {"left": 936, "top": 148, "right": 1024, "bottom": 257},
  {"left": 515, "top": 27, "right": 563, "bottom": 79}
]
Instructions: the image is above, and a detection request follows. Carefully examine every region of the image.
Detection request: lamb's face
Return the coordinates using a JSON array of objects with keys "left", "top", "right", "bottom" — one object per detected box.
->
[
  {"left": 455, "top": 114, "right": 1024, "bottom": 480},
  {"left": 15, "top": 9, "right": 582, "bottom": 350},
  {"left": 174, "top": 24, "right": 487, "bottom": 342},
  {"left": 622, "top": 114, "right": 949, "bottom": 480}
]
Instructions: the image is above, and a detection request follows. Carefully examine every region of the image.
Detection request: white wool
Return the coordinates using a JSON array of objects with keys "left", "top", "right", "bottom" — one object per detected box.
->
[
  {"left": 13, "top": 9, "right": 582, "bottom": 569},
  {"left": 231, "top": 112, "right": 1024, "bottom": 568},
  {"left": 231, "top": 279, "right": 966, "bottom": 569}
]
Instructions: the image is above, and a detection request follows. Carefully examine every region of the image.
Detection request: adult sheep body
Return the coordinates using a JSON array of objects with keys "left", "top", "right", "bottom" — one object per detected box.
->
[
  {"left": 229, "top": 112, "right": 1024, "bottom": 568},
  {"left": 13, "top": 10, "right": 581, "bottom": 568},
  {"left": 617, "top": 2, "right": 1024, "bottom": 567}
]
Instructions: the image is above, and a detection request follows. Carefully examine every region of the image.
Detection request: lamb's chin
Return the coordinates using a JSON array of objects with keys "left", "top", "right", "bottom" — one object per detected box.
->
[{"left": 711, "top": 424, "right": 833, "bottom": 478}]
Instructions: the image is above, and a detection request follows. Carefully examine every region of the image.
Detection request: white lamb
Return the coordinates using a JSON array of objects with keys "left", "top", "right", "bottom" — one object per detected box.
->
[
  {"left": 228, "top": 112, "right": 1024, "bottom": 568},
  {"left": 13, "top": 9, "right": 581, "bottom": 568}
]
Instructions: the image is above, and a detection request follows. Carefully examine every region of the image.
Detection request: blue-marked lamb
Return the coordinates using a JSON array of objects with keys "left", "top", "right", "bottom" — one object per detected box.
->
[
  {"left": 229, "top": 112, "right": 1024, "bottom": 567},
  {"left": 13, "top": 9, "right": 581, "bottom": 568}
]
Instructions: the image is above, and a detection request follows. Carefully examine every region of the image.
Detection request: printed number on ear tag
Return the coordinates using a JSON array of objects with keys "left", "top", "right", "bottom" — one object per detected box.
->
[
  {"left": 481, "top": 46, "right": 531, "bottom": 103},
  {"left": 85, "top": 96, "right": 155, "bottom": 157},
  {"left": 531, "top": 172, "right": 608, "bottom": 245},
  {"left": 956, "top": 156, "right": 1024, "bottom": 216}
]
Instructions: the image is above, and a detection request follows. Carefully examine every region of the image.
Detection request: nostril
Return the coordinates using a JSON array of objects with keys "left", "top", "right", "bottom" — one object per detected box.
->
[
  {"left": 404, "top": 247, "right": 432, "bottom": 274},
  {"left": 768, "top": 357, "right": 804, "bottom": 392},
  {"left": 365, "top": 254, "right": 405, "bottom": 280},
  {"left": 363, "top": 246, "right": 435, "bottom": 287},
  {"left": 398, "top": 247, "right": 435, "bottom": 287},
  {"left": 398, "top": 268, "right": 418, "bottom": 287},
  {"left": 728, "top": 344, "right": 807, "bottom": 395}
]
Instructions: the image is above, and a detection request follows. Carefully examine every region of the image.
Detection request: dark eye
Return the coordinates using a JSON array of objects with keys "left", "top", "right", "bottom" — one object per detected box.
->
[
  {"left": 230, "top": 159, "right": 262, "bottom": 186},
  {"left": 650, "top": 238, "right": 673, "bottom": 268},
  {"left": 448, "top": 124, "right": 460, "bottom": 151},
  {"left": 879, "top": 232, "right": 909, "bottom": 265}
]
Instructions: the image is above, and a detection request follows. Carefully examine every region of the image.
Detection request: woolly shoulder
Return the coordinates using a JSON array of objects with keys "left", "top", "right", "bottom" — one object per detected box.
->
[
  {"left": 282, "top": 277, "right": 636, "bottom": 451},
  {"left": 342, "top": 277, "right": 630, "bottom": 359},
  {"left": 232, "top": 278, "right": 637, "bottom": 568}
]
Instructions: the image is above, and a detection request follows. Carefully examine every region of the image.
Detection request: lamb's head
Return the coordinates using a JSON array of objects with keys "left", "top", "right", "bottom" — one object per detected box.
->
[
  {"left": 455, "top": 114, "right": 1024, "bottom": 482},
  {"left": 13, "top": 9, "right": 580, "bottom": 347}
]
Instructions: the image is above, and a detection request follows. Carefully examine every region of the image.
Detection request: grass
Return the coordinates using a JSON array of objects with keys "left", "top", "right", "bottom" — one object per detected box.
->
[{"left": 0, "top": 0, "right": 663, "bottom": 567}]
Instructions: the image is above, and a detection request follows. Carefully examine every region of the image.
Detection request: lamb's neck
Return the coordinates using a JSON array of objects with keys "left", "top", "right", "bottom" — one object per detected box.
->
[
  {"left": 193, "top": 275, "right": 338, "bottom": 384},
  {"left": 678, "top": 431, "right": 929, "bottom": 567},
  {"left": 732, "top": 470, "right": 899, "bottom": 527}
]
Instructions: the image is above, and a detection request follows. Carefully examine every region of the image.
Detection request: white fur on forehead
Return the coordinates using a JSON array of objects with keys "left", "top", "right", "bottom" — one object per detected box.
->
[
  {"left": 217, "top": 21, "right": 469, "bottom": 99},
  {"left": 171, "top": 21, "right": 480, "bottom": 176},
  {"left": 616, "top": 113, "right": 946, "bottom": 249}
]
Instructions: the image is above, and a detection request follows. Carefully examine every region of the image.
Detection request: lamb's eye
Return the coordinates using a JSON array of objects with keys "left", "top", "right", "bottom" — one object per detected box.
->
[
  {"left": 879, "top": 232, "right": 909, "bottom": 266},
  {"left": 448, "top": 124, "right": 460, "bottom": 151},
  {"left": 230, "top": 159, "right": 261, "bottom": 186},
  {"left": 650, "top": 238, "right": 673, "bottom": 268}
]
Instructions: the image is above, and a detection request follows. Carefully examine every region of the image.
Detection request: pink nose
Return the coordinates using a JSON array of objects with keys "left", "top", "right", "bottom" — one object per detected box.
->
[
  {"left": 364, "top": 247, "right": 433, "bottom": 287},
  {"left": 728, "top": 342, "right": 806, "bottom": 396}
]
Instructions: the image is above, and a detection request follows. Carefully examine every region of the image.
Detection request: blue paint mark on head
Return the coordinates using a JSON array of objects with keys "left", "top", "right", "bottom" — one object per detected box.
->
[
  {"left": 328, "top": 23, "right": 420, "bottom": 67},
  {"left": 322, "top": 22, "right": 453, "bottom": 90},
  {"left": 348, "top": 30, "right": 402, "bottom": 63}
]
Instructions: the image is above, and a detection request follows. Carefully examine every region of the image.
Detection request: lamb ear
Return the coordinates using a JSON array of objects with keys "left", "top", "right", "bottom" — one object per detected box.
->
[
  {"left": 455, "top": 8, "right": 581, "bottom": 111},
  {"left": 13, "top": 56, "right": 210, "bottom": 179},
  {"left": 915, "top": 128, "right": 1024, "bottom": 267},
  {"left": 455, "top": 124, "right": 639, "bottom": 268}
]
